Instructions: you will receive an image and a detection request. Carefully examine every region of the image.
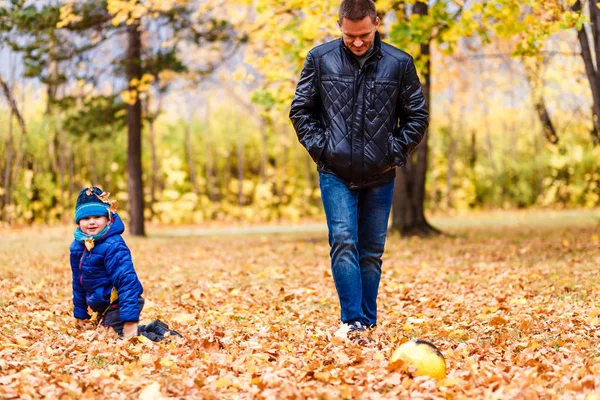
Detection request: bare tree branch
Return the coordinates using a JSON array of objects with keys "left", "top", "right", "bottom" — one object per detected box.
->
[{"left": 0, "top": 75, "right": 26, "bottom": 135}]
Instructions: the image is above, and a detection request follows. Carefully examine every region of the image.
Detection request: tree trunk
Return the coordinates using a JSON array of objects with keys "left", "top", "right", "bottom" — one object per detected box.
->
[
  {"left": 523, "top": 57, "right": 558, "bottom": 144},
  {"left": 0, "top": 76, "right": 26, "bottom": 136},
  {"left": 391, "top": 1, "right": 439, "bottom": 236},
  {"left": 574, "top": 0, "right": 600, "bottom": 144},
  {"left": 126, "top": 22, "right": 145, "bottom": 236},
  {"left": 534, "top": 102, "right": 559, "bottom": 144}
]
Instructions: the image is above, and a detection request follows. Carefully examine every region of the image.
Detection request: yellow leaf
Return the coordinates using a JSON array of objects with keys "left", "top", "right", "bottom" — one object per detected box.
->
[
  {"left": 97, "top": 191, "right": 111, "bottom": 203},
  {"left": 109, "top": 200, "right": 118, "bottom": 214},
  {"left": 215, "top": 377, "right": 232, "bottom": 388},
  {"left": 120, "top": 89, "right": 138, "bottom": 105},
  {"left": 314, "top": 371, "right": 330, "bottom": 382},
  {"left": 140, "top": 74, "right": 155, "bottom": 84},
  {"left": 138, "top": 335, "right": 153, "bottom": 345},
  {"left": 232, "top": 68, "right": 246, "bottom": 82},
  {"left": 85, "top": 238, "right": 95, "bottom": 251},
  {"left": 449, "top": 328, "right": 465, "bottom": 338},
  {"left": 402, "top": 323, "right": 415, "bottom": 331},
  {"left": 110, "top": 287, "right": 119, "bottom": 303},
  {"left": 159, "top": 357, "right": 175, "bottom": 367},
  {"left": 528, "top": 341, "right": 540, "bottom": 350},
  {"left": 509, "top": 298, "right": 527, "bottom": 305}
]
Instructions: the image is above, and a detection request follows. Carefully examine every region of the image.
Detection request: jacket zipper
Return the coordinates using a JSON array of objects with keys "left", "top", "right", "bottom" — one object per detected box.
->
[
  {"left": 350, "top": 64, "right": 360, "bottom": 179},
  {"left": 78, "top": 248, "right": 90, "bottom": 306},
  {"left": 357, "top": 65, "right": 366, "bottom": 184},
  {"left": 371, "top": 80, "right": 375, "bottom": 106},
  {"left": 342, "top": 43, "right": 381, "bottom": 186}
]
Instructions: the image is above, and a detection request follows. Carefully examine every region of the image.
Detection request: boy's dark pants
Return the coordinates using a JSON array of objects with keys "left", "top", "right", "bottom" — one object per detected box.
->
[{"left": 100, "top": 297, "right": 180, "bottom": 342}]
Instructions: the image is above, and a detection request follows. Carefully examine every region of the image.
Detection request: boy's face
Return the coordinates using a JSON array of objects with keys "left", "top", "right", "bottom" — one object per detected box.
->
[{"left": 79, "top": 215, "right": 109, "bottom": 235}]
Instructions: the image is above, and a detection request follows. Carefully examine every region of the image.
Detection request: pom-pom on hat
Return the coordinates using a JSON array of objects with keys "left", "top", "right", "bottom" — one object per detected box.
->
[{"left": 74, "top": 186, "right": 113, "bottom": 224}]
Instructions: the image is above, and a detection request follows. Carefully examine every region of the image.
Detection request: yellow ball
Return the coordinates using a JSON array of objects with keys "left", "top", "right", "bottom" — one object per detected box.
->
[{"left": 390, "top": 339, "right": 446, "bottom": 379}]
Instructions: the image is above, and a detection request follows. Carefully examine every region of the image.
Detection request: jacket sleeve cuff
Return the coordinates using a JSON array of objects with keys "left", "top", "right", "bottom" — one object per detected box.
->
[{"left": 74, "top": 309, "right": 91, "bottom": 320}]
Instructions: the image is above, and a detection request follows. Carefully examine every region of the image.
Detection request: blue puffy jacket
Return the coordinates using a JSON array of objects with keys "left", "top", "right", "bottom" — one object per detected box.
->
[{"left": 70, "top": 214, "right": 144, "bottom": 322}]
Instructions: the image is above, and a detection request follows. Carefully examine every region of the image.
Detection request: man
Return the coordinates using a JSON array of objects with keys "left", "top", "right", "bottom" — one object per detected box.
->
[{"left": 289, "top": 0, "right": 429, "bottom": 342}]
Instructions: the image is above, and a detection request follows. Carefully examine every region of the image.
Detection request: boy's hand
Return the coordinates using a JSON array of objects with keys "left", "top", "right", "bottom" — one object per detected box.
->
[{"left": 122, "top": 322, "right": 138, "bottom": 338}]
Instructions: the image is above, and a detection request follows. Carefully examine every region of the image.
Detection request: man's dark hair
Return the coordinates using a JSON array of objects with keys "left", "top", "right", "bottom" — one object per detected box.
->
[{"left": 339, "top": 0, "right": 377, "bottom": 23}]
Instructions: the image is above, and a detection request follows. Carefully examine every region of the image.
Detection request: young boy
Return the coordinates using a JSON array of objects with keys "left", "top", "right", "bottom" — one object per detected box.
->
[{"left": 70, "top": 186, "right": 180, "bottom": 341}]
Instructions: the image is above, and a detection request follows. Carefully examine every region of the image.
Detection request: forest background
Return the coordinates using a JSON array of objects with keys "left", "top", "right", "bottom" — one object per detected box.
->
[{"left": 0, "top": 0, "right": 599, "bottom": 235}]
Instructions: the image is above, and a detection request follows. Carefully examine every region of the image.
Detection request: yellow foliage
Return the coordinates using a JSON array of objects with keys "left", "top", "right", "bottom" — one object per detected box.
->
[
  {"left": 56, "top": 4, "right": 83, "bottom": 28},
  {"left": 120, "top": 89, "right": 138, "bottom": 105},
  {"left": 157, "top": 69, "right": 178, "bottom": 86},
  {"left": 232, "top": 67, "right": 247, "bottom": 82}
]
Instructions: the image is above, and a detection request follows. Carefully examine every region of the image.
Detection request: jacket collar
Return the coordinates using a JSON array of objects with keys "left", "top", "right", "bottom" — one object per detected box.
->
[
  {"left": 104, "top": 213, "right": 125, "bottom": 239},
  {"left": 89, "top": 213, "right": 125, "bottom": 244}
]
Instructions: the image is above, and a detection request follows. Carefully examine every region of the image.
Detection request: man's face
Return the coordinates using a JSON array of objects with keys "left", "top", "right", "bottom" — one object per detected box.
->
[{"left": 338, "top": 16, "right": 380, "bottom": 57}]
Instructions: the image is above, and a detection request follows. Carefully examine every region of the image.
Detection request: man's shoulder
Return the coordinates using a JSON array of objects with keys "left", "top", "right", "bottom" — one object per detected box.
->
[
  {"left": 380, "top": 41, "right": 413, "bottom": 64},
  {"left": 308, "top": 39, "right": 340, "bottom": 58}
]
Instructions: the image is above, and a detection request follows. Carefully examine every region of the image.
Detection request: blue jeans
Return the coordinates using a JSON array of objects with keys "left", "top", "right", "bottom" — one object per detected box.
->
[{"left": 319, "top": 172, "right": 394, "bottom": 327}]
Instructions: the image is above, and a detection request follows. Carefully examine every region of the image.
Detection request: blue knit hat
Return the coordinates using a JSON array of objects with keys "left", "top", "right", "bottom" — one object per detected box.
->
[{"left": 75, "top": 186, "right": 111, "bottom": 224}]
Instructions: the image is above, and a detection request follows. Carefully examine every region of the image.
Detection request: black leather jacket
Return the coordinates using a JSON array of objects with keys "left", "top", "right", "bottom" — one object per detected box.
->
[{"left": 289, "top": 32, "right": 429, "bottom": 189}]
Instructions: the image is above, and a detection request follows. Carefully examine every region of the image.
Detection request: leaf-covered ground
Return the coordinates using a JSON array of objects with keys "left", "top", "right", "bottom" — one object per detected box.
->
[{"left": 1, "top": 210, "right": 599, "bottom": 399}]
